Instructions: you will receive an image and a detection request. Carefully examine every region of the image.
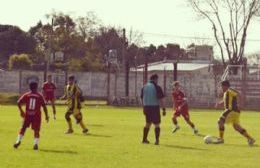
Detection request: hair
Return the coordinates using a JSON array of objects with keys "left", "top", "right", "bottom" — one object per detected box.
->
[
  {"left": 173, "top": 81, "right": 180, "bottom": 87},
  {"left": 47, "top": 74, "right": 52, "bottom": 78},
  {"left": 29, "top": 82, "right": 38, "bottom": 91},
  {"left": 68, "top": 75, "right": 75, "bottom": 81},
  {"left": 221, "top": 80, "right": 230, "bottom": 87},
  {"left": 150, "top": 74, "right": 158, "bottom": 81}
]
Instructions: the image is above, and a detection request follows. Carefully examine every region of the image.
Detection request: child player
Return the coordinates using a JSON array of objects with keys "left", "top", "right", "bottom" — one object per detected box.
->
[
  {"left": 14, "top": 82, "right": 49, "bottom": 150},
  {"left": 42, "top": 74, "right": 56, "bottom": 119},
  {"left": 172, "top": 81, "right": 198, "bottom": 134}
]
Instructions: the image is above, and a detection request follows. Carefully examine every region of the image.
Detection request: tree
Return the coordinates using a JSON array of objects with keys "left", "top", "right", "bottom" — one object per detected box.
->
[
  {"left": 127, "top": 28, "right": 144, "bottom": 47},
  {"left": 92, "top": 27, "right": 125, "bottom": 63},
  {"left": 0, "top": 25, "right": 36, "bottom": 65},
  {"left": 76, "top": 11, "right": 102, "bottom": 40},
  {"left": 9, "top": 54, "right": 32, "bottom": 70},
  {"left": 188, "top": 0, "right": 260, "bottom": 66}
]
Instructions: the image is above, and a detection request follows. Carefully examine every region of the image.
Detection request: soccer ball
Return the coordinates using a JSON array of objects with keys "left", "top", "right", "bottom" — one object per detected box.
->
[{"left": 204, "top": 135, "right": 213, "bottom": 144}]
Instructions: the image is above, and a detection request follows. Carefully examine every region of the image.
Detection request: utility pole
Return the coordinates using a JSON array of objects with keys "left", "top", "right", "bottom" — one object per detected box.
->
[
  {"left": 44, "top": 18, "right": 54, "bottom": 81},
  {"left": 122, "top": 28, "right": 129, "bottom": 97},
  {"left": 173, "top": 62, "right": 178, "bottom": 81},
  {"left": 107, "top": 62, "right": 111, "bottom": 104},
  {"left": 144, "top": 54, "right": 148, "bottom": 85}
]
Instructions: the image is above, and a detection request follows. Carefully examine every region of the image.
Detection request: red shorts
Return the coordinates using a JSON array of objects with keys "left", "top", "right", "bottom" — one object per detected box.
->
[
  {"left": 22, "top": 115, "right": 41, "bottom": 131},
  {"left": 44, "top": 94, "right": 55, "bottom": 102},
  {"left": 173, "top": 106, "right": 189, "bottom": 119}
]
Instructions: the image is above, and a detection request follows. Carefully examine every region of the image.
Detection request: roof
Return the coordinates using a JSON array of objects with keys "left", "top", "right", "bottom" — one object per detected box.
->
[{"left": 132, "top": 62, "right": 211, "bottom": 72}]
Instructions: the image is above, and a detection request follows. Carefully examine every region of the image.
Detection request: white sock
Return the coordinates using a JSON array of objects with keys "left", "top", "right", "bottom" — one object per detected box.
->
[
  {"left": 175, "top": 125, "right": 180, "bottom": 128},
  {"left": 34, "top": 138, "right": 40, "bottom": 145},
  {"left": 16, "top": 134, "right": 23, "bottom": 143}
]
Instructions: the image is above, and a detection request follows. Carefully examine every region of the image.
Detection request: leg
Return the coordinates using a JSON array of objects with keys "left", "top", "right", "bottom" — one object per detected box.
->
[
  {"left": 172, "top": 114, "right": 180, "bottom": 133},
  {"left": 143, "top": 122, "right": 151, "bottom": 143},
  {"left": 183, "top": 115, "right": 198, "bottom": 134},
  {"left": 65, "top": 111, "right": 73, "bottom": 134},
  {"left": 184, "top": 117, "right": 195, "bottom": 128},
  {"left": 153, "top": 107, "right": 161, "bottom": 145},
  {"left": 233, "top": 123, "right": 255, "bottom": 145},
  {"left": 154, "top": 124, "right": 160, "bottom": 145},
  {"left": 172, "top": 115, "right": 178, "bottom": 126},
  {"left": 74, "top": 112, "right": 88, "bottom": 134},
  {"left": 33, "top": 130, "right": 40, "bottom": 150},
  {"left": 51, "top": 99, "right": 56, "bottom": 119},
  {"left": 14, "top": 119, "right": 30, "bottom": 148},
  {"left": 218, "top": 117, "right": 225, "bottom": 141}
]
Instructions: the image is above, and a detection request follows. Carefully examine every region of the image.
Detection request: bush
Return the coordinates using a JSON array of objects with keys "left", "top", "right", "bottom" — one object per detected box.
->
[
  {"left": 8, "top": 53, "right": 32, "bottom": 70},
  {"left": 0, "top": 93, "right": 19, "bottom": 104}
]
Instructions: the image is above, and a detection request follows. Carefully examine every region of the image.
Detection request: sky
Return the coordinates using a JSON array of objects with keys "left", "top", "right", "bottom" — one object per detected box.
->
[{"left": 0, "top": 0, "right": 260, "bottom": 57}]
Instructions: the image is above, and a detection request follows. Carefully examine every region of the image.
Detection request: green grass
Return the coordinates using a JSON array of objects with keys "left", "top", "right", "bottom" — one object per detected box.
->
[{"left": 0, "top": 105, "right": 259, "bottom": 168}]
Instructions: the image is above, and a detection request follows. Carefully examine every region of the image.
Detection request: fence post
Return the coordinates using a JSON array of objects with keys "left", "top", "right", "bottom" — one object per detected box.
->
[
  {"left": 241, "top": 65, "right": 247, "bottom": 108},
  {"left": 19, "top": 70, "right": 22, "bottom": 94}
]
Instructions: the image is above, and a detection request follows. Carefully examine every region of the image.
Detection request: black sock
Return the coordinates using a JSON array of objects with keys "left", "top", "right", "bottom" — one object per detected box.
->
[
  {"left": 155, "top": 127, "right": 160, "bottom": 142},
  {"left": 143, "top": 127, "right": 149, "bottom": 142}
]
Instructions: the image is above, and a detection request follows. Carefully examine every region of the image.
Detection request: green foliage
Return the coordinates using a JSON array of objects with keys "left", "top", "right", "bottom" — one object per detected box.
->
[
  {"left": 0, "top": 93, "right": 19, "bottom": 104},
  {"left": 0, "top": 25, "right": 36, "bottom": 66},
  {"left": 0, "top": 106, "right": 260, "bottom": 168},
  {"left": 81, "top": 52, "right": 104, "bottom": 71},
  {"left": 8, "top": 54, "right": 33, "bottom": 70},
  {"left": 68, "top": 58, "right": 83, "bottom": 71}
]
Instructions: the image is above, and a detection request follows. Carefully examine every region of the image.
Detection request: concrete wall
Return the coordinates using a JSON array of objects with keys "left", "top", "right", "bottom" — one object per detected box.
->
[{"left": 0, "top": 69, "right": 220, "bottom": 108}]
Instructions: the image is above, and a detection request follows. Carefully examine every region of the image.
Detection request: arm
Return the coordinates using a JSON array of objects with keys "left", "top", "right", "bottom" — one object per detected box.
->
[
  {"left": 215, "top": 100, "right": 224, "bottom": 108},
  {"left": 159, "top": 97, "right": 166, "bottom": 116},
  {"left": 60, "top": 86, "right": 67, "bottom": 100},
  {"left": 157, "top": 86, "right": 166, "bottom": 116},
  {"left": 236, "top": 92, "right": 242, "bottom": 111},
  {"left": 42, "top": 84, "right": 46, "bottom": 97},
  {"left": 140, "top": 88, "right": 144, "bottom": 106},
  {"left": 177, "top": 98, "right": 188, "bottom": 110},
  {"left": 42, "top": 104, "right": 49, "bottom": 123},
  {"left": 17, "top": 102, "right": 25, "bottom": 118},
  {"left": 17, "top": 95, "right": 26, "bottom": 118}
]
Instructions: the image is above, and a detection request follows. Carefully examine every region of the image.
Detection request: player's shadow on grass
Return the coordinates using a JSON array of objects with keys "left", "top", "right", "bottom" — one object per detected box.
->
[
  {"left": 161, "top": 144, "right": 208, "bottom": 151},
  {"left": 195, "top": 133, "right": 207, "bottom": 137},
  {"left": 39, "top": 149, "right": 78, "bottom": 154},
  {"left": 87, "top": 133, "right": 112, "bottom": 138},
  {"left": 88, "top": 124, "right": 104, "bottom": 127},
  {"left": 73, "top": 133, "right": 112, "bottom": 138},
  {"left": 224, "top": 144, "right": 259, "bottom": 148}
]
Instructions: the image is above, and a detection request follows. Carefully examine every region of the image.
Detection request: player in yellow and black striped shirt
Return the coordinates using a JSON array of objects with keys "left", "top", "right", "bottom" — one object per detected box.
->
[
  {"left": 61, "top": 75, "right": 88, "bottom": 134},
  {"left": 215, "top": 80, "right": 255, "bottom": 146}
]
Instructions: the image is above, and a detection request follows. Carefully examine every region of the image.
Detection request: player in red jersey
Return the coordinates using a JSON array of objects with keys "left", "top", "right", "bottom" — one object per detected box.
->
[
  {"left": 171, "top": 81, "right": 198, "bottom": 134},
  {"left": 13, "top": 82, "right": 49, "bottom": 150},
  {"left": 42, "top": 75, "right": 56, "bottom": 119}
]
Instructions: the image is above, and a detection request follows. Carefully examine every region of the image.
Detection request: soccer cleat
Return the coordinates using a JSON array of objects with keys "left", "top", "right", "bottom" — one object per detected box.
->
[
  {"left": 193, "top": 128, "right": 199, "bottom": 135},
  {"left": 13, "top": 141, "right": 21, "bottom": 149},
  {"left": 65, "top": 129, "right": 74, "bottom": 134},
  {"left": 248, "top": 139, "right": 255, "bottom": 146},
  {"left": 33, "top": 144, "right": 38, "bottom": 150},
  {"left": 155, "top": 141, "right": 159, "bottom": 145},
  {"left": 142, "top": 140, "right": 150, "bottom": 144},
  {"left": 172, "top": 126, "right": 180, "bottom": 134},
  {"left": 215, "top": 138, "right": 224, "bottom": 144},
  {"left": 82, "top": 129, "right": 89, "bottom": 134}
]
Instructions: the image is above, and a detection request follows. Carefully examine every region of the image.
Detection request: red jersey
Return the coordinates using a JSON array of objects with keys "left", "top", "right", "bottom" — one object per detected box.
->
[
  {"left": 18, "top": 92, "right": 46, "bottom": 116},
  {"left": 172, "top": 90, "right": 187, "bottom": 108},
  {"left": 42, "top": 82, "right": 56, "bottom": 97}
]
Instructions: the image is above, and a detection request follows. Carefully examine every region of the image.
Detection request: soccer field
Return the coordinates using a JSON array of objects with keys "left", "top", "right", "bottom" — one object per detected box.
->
[{"left": 0, "top": 105, "right": 259, "bottom": 168}]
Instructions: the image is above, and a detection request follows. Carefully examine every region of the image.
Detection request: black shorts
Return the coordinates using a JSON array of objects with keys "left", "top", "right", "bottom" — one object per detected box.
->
[{"left": 143, "top": 106, "right": 161, "bottom": 124}]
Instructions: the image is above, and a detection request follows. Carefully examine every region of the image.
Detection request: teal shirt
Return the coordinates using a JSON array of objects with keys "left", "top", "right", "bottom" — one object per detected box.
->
[{"left": 141, "top": 81, "right": 164, "bottom": 106}]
